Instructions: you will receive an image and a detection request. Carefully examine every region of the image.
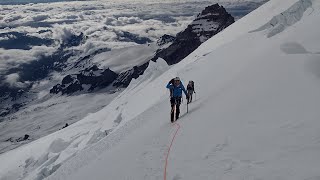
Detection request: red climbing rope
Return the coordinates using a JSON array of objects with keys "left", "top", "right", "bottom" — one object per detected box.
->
[{"left": 164, "top": 122, "right": 181, "bottom": 180}]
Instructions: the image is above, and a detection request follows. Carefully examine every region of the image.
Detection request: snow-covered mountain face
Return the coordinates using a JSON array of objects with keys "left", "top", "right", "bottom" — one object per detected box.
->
[
  {"left": 0, "top": 0, "right": 267, "bottom": 154},
  {"left": 2, "top": 0, "right": 318, "bottom": 179},
  {"left": 153, "top": 3, "right": 235, "bottom": 65},
  {"left": 47, "top": 0, "right": 320, "bottom": 179},
  {"left": 111, "top": 3, "right": 235, "bottom": 88}
]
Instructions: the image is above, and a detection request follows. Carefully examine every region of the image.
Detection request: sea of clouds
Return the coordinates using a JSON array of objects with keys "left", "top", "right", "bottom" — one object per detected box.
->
[
  {"left": 0, "top": 0, "right": 267, "bottom": 154},
  {"left": 0, "top": 0, "right": 266, "bottom": 87}
]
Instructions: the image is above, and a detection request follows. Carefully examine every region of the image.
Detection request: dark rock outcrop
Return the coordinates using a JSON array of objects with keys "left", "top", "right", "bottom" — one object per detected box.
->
[
  {"left": 115, "top": 31, "right": 152, "bottom": 44},
  {"left": 0, "top": 31, "right": 87, "bottom": 113},
  {"left": 60, "top": 32, "right": 85, "bottom": 49},
  {"left": 113, "top": 3, "right": 235, "bottom": 88},
  {"left": 50, "top": 65, "right": 118, "bottom": 95},
  {"left": 62, "top": 123, "right": 69, "bottom": 129},
  {"left": 113, "top": 62, "right": 149, "bottom": 87},
  {"left": 156, "top": 34, "right": 175, "bottom": 46},
  {"left": 0, "top": 32, "right": 85, "bottom": 102},
  {"left": 0, "top": 103, "right": 24, "bottom": 117},
  {"left": 153, "top": 3, "right": 234, "bottom": 65},
  {"left": 16, "top": 134, "right": 30, "bottom": 142},
  {"left": 5, "top": 134, "right": 29, "bottom": 142}
]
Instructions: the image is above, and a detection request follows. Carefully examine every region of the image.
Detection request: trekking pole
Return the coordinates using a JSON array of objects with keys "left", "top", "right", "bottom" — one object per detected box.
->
[
  {"left": 174, "top": 103, "right": 177, "bottom": 122},
  {"left": 187, "top": 101, "right": 189, "bottom": 113}
]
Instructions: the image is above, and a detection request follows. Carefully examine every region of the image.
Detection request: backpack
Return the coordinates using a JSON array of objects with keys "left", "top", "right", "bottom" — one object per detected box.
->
[{"left": 187, "top": 81, "right": 194, "bottom": 91}]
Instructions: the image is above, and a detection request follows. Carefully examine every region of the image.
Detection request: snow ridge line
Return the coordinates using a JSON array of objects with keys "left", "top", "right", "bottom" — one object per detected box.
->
[{"left": 164, "top": 122, "right": 180, "bottom": 180}]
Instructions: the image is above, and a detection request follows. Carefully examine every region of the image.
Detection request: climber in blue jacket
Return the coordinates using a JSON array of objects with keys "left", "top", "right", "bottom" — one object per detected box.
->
[{"left": 166, "top": 77, "right": 188, "bottom": 122}]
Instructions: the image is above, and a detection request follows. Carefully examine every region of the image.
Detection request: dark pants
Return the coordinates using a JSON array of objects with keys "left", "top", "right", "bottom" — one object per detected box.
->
[
  {"left": 171, "top": 96, "right": 182, "bottom": 120},
  {"left": 187, "top": 90, "right": 193, "bottom": 103}
]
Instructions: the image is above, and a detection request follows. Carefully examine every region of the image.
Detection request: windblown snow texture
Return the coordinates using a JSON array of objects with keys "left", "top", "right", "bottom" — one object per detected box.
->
[
  {"left": 0, "top": 0, "right": 265, "bottom": 155},
  {"left": 4, "top": 0, "right": 320, "bottom": 180}
]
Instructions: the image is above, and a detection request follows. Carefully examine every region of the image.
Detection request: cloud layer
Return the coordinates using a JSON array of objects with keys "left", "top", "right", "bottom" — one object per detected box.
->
[{"left": 0, "top": 0, "right": 266, "bottom": 87}]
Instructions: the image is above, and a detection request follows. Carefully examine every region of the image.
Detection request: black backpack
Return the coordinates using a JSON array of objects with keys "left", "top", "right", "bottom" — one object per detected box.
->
[{"left": 187, "top": 81, "right": 194, "bottom": 90}]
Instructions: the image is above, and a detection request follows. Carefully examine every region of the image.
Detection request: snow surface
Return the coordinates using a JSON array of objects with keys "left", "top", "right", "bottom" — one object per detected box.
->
[
  {"left": 0, "top": 0, "right": 266, "bottom": 155},
  {"left": 1, "top": 0, "right": 320, "bottom": 179},
  {"left": 0, "top": 90, "right": 120, "bottom": 154},
  {"left": 92, "top": 44, "right": 158, "bottom": 73},
  {"left": 0, "top": 59, "right": 170, "bottom": 180}
]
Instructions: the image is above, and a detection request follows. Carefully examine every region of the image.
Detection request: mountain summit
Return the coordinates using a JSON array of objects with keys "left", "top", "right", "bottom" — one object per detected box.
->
[
  {"left": 153, "top": 3, "right": 235, "bottom": 65},
  {"left": 115, "top": 4, "right": 235, "bottom": 87}
]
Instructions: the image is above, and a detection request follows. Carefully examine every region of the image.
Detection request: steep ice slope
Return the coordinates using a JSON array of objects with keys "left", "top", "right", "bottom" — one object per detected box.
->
[
  {"left": 0, "top": 0, "right": 268, "bottom": 155},
  {"left": 47, "top": 0, "right": 320, "bottom": 179},
  {"left": 1, "top": 0, "right": 320, "bottom": 179},
  {"left": 0, "top": 59, "right": 170, "bottom": 180}
]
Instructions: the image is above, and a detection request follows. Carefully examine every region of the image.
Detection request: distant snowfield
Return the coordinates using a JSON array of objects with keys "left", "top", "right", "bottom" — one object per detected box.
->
[
  {"left": 2, "top": 0, "right": 320, "bottom": 179},
  {"left": 92, "top": 44, "right": 158, "bottom": 73},
  {"left": 0, "top": 89, "right": 121, "bottom": 154}
]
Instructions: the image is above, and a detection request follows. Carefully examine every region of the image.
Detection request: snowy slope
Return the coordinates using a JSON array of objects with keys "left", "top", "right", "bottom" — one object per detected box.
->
[
  {"left": 92, "top": 44, "right": 159, "bottom": 73},
  {"left": 0, "top": 0, "right": 267, "bottom": 154},
  {"left": 1, "top": 0, "right": 264, "bottom": 154},
  {"left": 1, "top": 0, "right": 320, "bottom": 179}
]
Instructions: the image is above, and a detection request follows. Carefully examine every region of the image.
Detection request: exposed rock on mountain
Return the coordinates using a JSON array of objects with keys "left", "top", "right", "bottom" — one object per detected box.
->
[
  {"left": 153, "top": 3, "right": 234, "bottom": 65},
  {"left": 115, "top": 31, "right": 152, "bottom": 44},
  {"left": 0, "top": 32, "right": 86, "bottom": 115},
  {"left": 5, "top": 134, "right": 29, "bottom": 143},
  {"left": 113, "top": 62, "right": 149, "bottom": 88},
  {"left": 50, "top": 65, "right": 118, "bottom": 95},
  {"left": 2, "top": 3, "right": 235, "bottom": 107},
  {"left": 156, "top": 34, "right": 175, "bottom": 46},
  {"left": 60, "top": 32, "right": 85, "bottom": 49},
  {"left": 113, "top": 3, "right": 235, "bottom": 88}
]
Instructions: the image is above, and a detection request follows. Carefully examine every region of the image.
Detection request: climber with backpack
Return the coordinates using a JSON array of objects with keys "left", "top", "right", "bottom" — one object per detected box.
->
[
  {"left": 187, "top": 80, "right": 195, "bottom": 104},
  {"left": 166, "top": 77, "right": 188, "bottom": 122}
]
